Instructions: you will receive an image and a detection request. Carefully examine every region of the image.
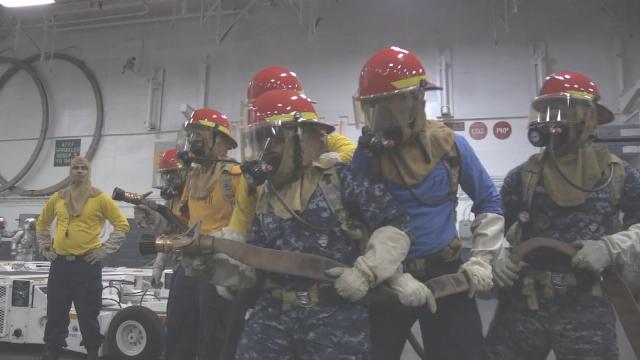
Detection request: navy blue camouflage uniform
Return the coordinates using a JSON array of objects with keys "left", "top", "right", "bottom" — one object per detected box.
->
[
  {"left": 485, "top": 161, "right": 640, "bottom": 360},
  {"left": 235, "top": 163, "right": 412, "bottom": 360}
]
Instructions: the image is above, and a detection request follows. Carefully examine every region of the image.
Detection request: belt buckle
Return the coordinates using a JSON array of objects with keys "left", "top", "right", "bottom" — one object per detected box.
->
[
  {"left": 548, "top": 272, "right": 567, "bottom": 293},
  {"left": 64, "top": 255, "right": 76, "bottom": 261},
  {"left": 294, "top": 291, "right": 312, "bottom": 308}
]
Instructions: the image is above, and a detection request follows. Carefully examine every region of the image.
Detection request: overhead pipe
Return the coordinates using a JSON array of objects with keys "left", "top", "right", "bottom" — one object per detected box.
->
[
  {"left": 46, "top": 0, "right": 151, "bottom": 27},
  {"left": 438, "top": 48, "right": 453, "bottom": 118},
  {"left": 21, "top": 8, "right": 242, "bottom": 32}
]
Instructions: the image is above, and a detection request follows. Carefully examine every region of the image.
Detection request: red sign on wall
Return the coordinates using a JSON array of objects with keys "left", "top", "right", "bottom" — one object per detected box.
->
[
  {"left": 469, "top": 122, "right": 488, "bottom": 140},
  {"left": 493, "top": 121, "right": 512, "bottom": 140}
]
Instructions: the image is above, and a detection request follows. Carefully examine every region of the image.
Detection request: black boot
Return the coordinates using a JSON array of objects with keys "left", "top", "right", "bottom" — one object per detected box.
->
[
  {"left": 86, "top": 348, "right": 99, "bottom": 360},
  {"left": 39, "top": 344, "right": 62, "bottom": 360}
]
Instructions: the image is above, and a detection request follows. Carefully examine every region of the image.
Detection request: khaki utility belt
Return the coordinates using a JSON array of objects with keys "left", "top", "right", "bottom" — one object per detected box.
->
[
  {"left": 520, "top": 267, "right": 602, "bottom": 310},
  {"left": 264, "top": 279, "right": 344, "bottom": 310},
  {"left": 404, "top": 237, "right": 461, "bottom": 276}
]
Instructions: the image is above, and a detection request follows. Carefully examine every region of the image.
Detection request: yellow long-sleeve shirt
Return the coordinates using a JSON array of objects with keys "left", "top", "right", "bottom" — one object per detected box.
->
[
  {"left": 36, "top": 192, "right": 130, "bottom": 256},
  {"left": 182, "top": 165, "right": 242, "bottom": 234},
  {"left": 227, "top": 132, "right": 356, "bottom": 234},
  {"left": 327, "top": 132, "right": 356, "bottom": 163}
]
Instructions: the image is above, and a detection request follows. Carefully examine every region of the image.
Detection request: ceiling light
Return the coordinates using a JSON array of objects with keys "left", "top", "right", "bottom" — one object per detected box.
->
[{"left": 1, "top": 0, "right": 54, "bottom": 8}]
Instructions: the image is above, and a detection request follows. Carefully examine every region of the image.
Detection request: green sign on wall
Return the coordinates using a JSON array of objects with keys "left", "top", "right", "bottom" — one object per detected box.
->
[{"left": 54, "top": 139, "right": 81, "bottom": 167}]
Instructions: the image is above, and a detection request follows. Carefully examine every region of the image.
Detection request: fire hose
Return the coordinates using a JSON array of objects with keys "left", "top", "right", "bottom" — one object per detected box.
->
[
  {"left": 113, "top": 187, "right": 591, "bottom": 300},
  {"left": 113, "top": 187, "right": 640, "bottom": 359}
]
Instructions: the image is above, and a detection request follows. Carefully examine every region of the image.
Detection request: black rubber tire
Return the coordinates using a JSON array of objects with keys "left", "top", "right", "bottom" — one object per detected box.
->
[{"left": 106, "top": 305, "right": 164, "bottom": 360}]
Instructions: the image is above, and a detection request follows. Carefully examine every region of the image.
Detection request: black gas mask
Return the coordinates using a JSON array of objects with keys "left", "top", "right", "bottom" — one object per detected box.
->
[
  {"left": 359, "top": 126, "right": 401, "bottom": 155},
  {"left": 356, "top": 91, "right": 425, "bottom": 156},
  {"left": 242, "top": 122, "right": 302, "bottom": 190},
  {"left": 527, "top": 121, "right": 567, "bottom": 148},
  {"left": 528, "top": 100, "right": 594, "bottom": 148},
  {"left": 176, "top": 127, "right": 222, "bottom": 166},
  {"left": 158, "top": 170, "right": 185, "bottom": 200}
]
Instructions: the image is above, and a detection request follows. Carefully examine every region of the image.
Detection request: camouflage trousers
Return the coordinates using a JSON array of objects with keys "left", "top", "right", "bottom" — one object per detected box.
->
[
  {"left": 485, "top": 285, "right": 618, "bottom": 360},
  {"left": 235, "top": 296, "right": 371, "bottom": 360}
]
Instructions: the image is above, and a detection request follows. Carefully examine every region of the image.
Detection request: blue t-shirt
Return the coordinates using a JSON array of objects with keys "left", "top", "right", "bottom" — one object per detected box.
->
[{"left": 352, "top": 134, "right": 501, "bottom": 259}]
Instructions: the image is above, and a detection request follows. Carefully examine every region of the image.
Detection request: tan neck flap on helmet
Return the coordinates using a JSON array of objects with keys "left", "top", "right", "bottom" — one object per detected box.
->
[{"left": 374, "top": 116, "right": 455, "bottom": 186}]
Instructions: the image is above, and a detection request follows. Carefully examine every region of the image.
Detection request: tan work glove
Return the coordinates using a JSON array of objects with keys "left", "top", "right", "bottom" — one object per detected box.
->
[
  {"left": 134, "top": 204, "right": 166, "bottom": 232},
  {"left": 573, "top": 223, "right": 640, "bottom": 273},
  {"left": 36, "top": 230, "right": 57, "bottom": 262},
  {"left": 216, "top": 286, "right": 235, "bottom": 301},
  {"left": 181, "top": 255, "right": 208, "bottom": 277},
  {"left": 459, "top": 257, "right": 493, "bottom": 297},
  {"left": 492, "top": 247, "right": 521, "bottom": 287},
  {"left": 387, "top": 268, "right": 437, "bottom": 312},
  {"left": 85, "top": 231, "right": 126, "bottom": 265},
  {"left": 208, "top": 228, "right": 256, "bottom": 291},
  {"left": 151, "top": 253, "right": 168, "bottom": 288},
  {"left": 326, "top": 225, "right": 410, "bottom": 302},
  {"left": 459, "top": 213, "right": 504, "bottom": 296}
]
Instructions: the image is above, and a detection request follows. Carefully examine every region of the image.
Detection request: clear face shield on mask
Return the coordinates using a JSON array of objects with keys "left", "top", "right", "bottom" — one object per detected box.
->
[
  {"left": 353, "top": 90, "right": 424, "bottom": 154},
  {"left": 245, "top": 122, "right": 296, "bottom": 166},
  {"left": 176, "top": 125, "right": 219, "bottom": 165},
  {"left": 239, "top": 121, "right": 295, "bottom": 189},
  {"left": 528, "top": 95, "right": 598, "bottom": 148}
]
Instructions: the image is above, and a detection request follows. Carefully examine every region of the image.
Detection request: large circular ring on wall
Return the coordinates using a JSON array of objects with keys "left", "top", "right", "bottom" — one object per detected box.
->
[
  {"left": 0, "top": 52, "right": 104, "bottom": 196},
  {"left": 0, "top": 56, "right": 50, "bottom": 193}
]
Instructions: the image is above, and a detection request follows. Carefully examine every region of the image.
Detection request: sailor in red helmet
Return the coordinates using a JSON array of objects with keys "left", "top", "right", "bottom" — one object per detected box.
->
[
  {"left": 134, "top": 148, "right": 196, "bottom": 359},
  {"left": 486, "top": 71, "right": 640, "bottom": 359},
  {"left": 134, "top": 148, "right": 187, "bottom": 287},
  {"left": 170, "top": 108, "right": 241, "bottom": 360},
  {"left": 242, "top": 66, "right": 356, "bottom": 163},
  {"left": 211, "top": 65, "right": 359, "bottom": 359},
  {"left": 351, "top": 46, "right": 504, "bottom": 360},
  {"left": 223, "top": 89, "right": 412, "bottom": 359}
]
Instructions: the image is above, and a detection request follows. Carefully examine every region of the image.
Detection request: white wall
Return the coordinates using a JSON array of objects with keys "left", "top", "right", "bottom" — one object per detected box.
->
[{"left": 0, "top": 0, "right": 637, "bottom": 225}]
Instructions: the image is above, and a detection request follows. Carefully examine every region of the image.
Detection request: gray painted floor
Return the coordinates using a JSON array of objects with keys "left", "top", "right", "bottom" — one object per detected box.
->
[{"left": 1, "top": 298, "right": 636, "bottom": 359}]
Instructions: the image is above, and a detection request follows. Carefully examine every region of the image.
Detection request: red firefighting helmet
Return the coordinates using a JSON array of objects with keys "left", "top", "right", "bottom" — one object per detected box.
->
[
  {"left": 356, "top": 46, "right": 441, "bottom": 100},
  {"left": 247, "top": 66, "right": 304, "bottom": 102},
  {"left": 532, "top": 71, "right": 614, "bottom": 124},
  {"left": 185, "top": 108, "right": 238, "bottom": 148},
  {"left": 248, "top": 90, "right": 334, "bottom": 134},
  {"left": 158, "top": 149, "right": 179, "bottom": 173}
]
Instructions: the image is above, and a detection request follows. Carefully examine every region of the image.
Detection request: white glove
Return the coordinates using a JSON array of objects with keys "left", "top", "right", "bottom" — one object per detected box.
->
[
  {"left": 208, "top": 228, "right": 257, "bottom": 290},
  {"left": 84, "top": 231, "right": 126, "bottom": 265},
  {"left": 492, "top": 247, "right": 521, "bottom": 287},
  {"left": 134, "top": 204, "right": 165, "bottom": 231},
  {"left": 387, "top": 268, "right": 436, "bottom": 312},
  {"left": 84, "top": 248, "right": 108, "bottom": 265},
  {"left": 573, "top": 223, "right": 640, "bottom": 273},
  {"left": 37, "top": 230, "right": 57, "bottom": 262},
  {"left": 572, "top": 240, "right": 612, "bottom": 273},
  {"left": 469, "top": 213, "right": 504, "bottom": 265},
  {"left": 457, "top": 213, "right": 503, "bottom": 296},
  {"left": 216, "top": 285, "right": 235, "bottom": 301},
  {"left": 326, "top": 225, "right": 411, "bottom": 302},
  {"left": 459, "top": 257, "right": 493, "bottom": 297},
  {"left": 181, "top": 255, "right": 208, "bottom": 277},
  {"left": 326, "top": 258, "right": 373, "bottom": 302},
  {"left": 151, "top": 253, "right": 167, "bottom": 288}
]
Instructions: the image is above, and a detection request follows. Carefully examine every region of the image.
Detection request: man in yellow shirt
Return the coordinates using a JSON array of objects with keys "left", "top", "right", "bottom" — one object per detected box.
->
[
  {"left": 174, "top": 107, "right": 241, "bottom": 360},
  {"left": 36, "top": 157, "right": 129, "bottom": 360}
]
